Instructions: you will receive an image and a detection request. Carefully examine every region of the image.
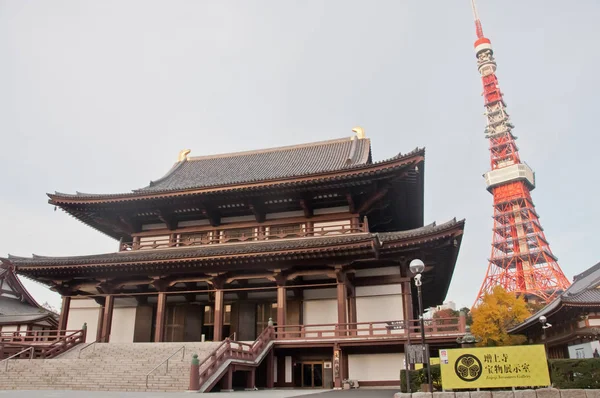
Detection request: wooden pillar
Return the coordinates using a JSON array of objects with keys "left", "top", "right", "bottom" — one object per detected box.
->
[
  {"left": 245, "top": 368, "right": 256, "bottom": 390},
  {"left": 155, "top": 292, "right": 167, "bottom": 342},
  {"left": 95, "top": 298, "right": 105, "bottom": 342},
  {"left": 336, "top": 273, "right": 347, "bottom": 336},
  {"left": 333, "top": 344, "right": 342, "bottom": 388},
  {"left": 347, "top": 294, "right": 357, "bottom": 336},
  {"left": 277, "top": 285, "right": 287, "bottom": 328},
  {"left": 214, "top": 289, "right": 224, "bottom": 341},
  {"left": 220, "top": 366, "right": 233, "bottom": 392},
  {"left": 266, "top": 349, "right": 275, "bottom": 388},
  {"left": 58, "top": 296, "right": 71, "bottom": 332},
  {"left": 100, "top": 295, "right": 114, "bottom": 342}
]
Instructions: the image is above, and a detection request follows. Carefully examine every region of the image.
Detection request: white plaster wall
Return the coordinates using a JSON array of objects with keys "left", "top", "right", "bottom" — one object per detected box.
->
[
  {"left": 356, "top": 284, "right": 402, "bottom": 297},
  {"left": 1, "top": 325, "right": 18, "bottom": 332},
  {"left": 348, "top": 353, "right": 404, "bottom": 381},
  {"left": 355, "top": 284, "right": 404, "bottom": 335},
  {"left": 67, "top": 299, "right": 101, "bottom": 343},
  {"left": 110, "top": 307, "right": 137, "bottom": 343},
  {"left": 303, "top": 300, "right": 337, "bottom": 337}
]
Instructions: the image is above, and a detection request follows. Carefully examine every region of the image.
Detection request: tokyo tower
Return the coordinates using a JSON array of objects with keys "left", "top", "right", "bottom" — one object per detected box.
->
[{"left": 470, "top": 0, "right": 570, "bottom": 304}]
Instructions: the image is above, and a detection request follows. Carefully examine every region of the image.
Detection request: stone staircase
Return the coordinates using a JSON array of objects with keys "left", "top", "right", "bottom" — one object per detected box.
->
[{"left": 0, "top": 341, "right": 221, "bottom": 392}]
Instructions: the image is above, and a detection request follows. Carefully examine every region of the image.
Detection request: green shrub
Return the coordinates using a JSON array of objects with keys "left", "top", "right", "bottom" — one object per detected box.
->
[
  {"left": 549, "top": 359, "right": 600, "bottom": 389},
  {"left": 400, "top": 365, "right": 442, "bottom": 392}
]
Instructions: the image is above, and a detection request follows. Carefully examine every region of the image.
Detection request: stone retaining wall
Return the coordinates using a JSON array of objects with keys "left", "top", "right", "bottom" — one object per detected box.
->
[{"left": 394, "top": 389, "right": 600, "bottom": 398}]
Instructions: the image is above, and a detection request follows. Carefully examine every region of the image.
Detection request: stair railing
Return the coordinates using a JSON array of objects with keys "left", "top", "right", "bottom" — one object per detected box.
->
[
  {"left": 196, "top": 324, "right": 275, "bottom": 390},
  {"left": 1, "top": 347, "right": 34, "bottom": 371},
  {"left": 145, "top": 345, "right": 186, "bottom": 388},
  {"left": 78, "top": 341, "right": 98, "bottom": 358}
]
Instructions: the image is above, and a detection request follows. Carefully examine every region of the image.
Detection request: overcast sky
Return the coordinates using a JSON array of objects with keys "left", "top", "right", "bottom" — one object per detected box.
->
[{"left": 1, "top": 0, "right": 599, "bottom": 311}]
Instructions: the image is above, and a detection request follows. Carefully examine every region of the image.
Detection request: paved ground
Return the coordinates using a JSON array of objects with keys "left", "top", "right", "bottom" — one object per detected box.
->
[{"left": 0, "top": 389, "right": 398, "bottom": 397}]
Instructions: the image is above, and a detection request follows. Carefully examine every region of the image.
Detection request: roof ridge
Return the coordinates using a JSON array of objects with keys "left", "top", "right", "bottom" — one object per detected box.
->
[
  {"left": 573, "top": 261, "right": 600, "bottom": 281},
  {"left": 184, "top": 136, "right": 364, "bottom": 162}
]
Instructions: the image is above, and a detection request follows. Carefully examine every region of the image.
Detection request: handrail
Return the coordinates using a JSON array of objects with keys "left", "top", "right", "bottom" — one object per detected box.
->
[
  {"left": 196, "top": 325, "right": 275, "bottom": 391},
  {"left": 0, "top": 347, "right": 34, "bottom": 371},
  {"left": 78, "top": 341, "right": 98, "bottom": 358},
  {"left": 145, "top": 345, "right": 186, "bottom": 388}
]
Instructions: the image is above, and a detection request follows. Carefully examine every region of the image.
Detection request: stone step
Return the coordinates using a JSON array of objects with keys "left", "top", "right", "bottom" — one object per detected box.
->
[{"left": 0, "top": 341, "right": 226, "bottom": 392}]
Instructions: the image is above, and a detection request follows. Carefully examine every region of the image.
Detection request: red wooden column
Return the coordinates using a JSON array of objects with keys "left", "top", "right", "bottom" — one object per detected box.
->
[
  {"left": 347, "top": 293, "right": 357, "bottom": 336},
  {"left": 155, "top": 292, "right": 167, "bottom": 342},
  {"left": 95, "top": 297, "right": 105, "bottom": 342},
  {"left": 58, "top": 296, "right": 71, "bottom": 332},
  {"left": 221, "top": 366, "right": 233, "bottom": 392},
  {"left": 100, "top": 295, "right": 114, "bottom": 342},
  {"left": 213, "top": 289, "right": 224, "bottom": 341},
  {"left": 336, "top": 270, "right": 347, "bottom": 336},
  {"left": 277, "top": 285, "right": 287, "bottom": 329},
  {"left": 266, "top": 349, "right": 275, "bottom": 388}
]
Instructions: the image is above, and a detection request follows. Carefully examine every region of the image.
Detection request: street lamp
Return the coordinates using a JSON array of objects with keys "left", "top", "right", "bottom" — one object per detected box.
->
[
  {"left": 539, "top": 315, "right": 552, "bottom": 358},
  {"left": 410, "top": 259, "right": 432, "bottom": 392}
]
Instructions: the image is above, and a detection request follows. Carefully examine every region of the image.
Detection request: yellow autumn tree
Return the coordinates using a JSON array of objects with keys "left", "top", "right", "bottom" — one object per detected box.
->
[{"left": 471, "top": 286, "right": 529, "bottom": 347}]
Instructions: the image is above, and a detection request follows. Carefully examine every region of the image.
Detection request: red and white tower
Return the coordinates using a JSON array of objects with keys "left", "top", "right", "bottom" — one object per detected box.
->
[{"left": 470, "top": 0, "right": 570, "bottom": 304}]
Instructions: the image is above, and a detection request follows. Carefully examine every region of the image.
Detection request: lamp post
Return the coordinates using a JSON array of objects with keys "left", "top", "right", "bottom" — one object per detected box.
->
[
  {"left": 539, "top": 315, "right": 552, "bottom": 358},
  {"left": 410, "top": 259, "right": 432, "bottom": 393}
]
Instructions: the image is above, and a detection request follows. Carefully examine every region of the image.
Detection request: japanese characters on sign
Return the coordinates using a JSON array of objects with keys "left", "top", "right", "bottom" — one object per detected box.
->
[{"left": 440, "top": 345, "right": 550, "bottom": 389}]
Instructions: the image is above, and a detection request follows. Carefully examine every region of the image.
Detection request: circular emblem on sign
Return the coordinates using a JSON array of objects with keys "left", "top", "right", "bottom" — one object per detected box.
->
[{"left": 454, "top": 354, "right": 482, "bottom": 382}]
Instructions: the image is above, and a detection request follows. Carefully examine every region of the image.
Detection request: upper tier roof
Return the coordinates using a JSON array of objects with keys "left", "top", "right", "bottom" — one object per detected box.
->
[
  {"left": 138, "top": 136, "right": 372, "bottom": 193},
  {"left": 51, "top": 136, "right": 374, "bottom": 200}
]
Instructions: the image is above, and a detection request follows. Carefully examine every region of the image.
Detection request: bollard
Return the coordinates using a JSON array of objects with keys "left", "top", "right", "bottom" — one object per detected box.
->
[{"left": 188, "top": 354, "right": 200, "bottom": 391}]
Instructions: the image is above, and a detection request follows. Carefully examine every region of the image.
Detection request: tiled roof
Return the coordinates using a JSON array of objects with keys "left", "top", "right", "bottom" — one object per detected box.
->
[
  {"left": 50, "top": 137, "right": 378, "bottom": 200},
  {"left": 6, "top": 219, "right": 464, "bottom": 270},
  {"left": 0, "top": 313, "right": 55, "bottom": 324},
  {"left": 138, "top": 137, "right": 372, "bottom": 193},
  {"left": 0, "top": 297, "right": 41, "bottom": 315},
  {"left": 510, "top": 262, "right": 600, "bottom": 332}
]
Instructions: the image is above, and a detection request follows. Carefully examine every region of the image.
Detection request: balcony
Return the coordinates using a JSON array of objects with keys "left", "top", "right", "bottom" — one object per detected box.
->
[
  {"left": 273, "top": 317, "right": 467, "bottom": 343},
  {"left": 120, "top": 221, "right": 366, "bottom": 251}
]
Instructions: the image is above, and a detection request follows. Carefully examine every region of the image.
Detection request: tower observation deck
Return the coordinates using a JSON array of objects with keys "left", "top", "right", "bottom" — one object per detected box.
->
[{"left": 470, "top": 0, "right": 570, "bottom": 304}]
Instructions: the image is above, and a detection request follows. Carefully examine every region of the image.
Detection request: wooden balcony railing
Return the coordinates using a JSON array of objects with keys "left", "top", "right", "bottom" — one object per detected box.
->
[
  {"left": 0, "top": 329, "right": 87, "bottom": 360},
  {"left": 273, "top": 317, "right": 466, "bottom": 340},
  {"left": 121, "top": 222, "right": 365, "bottom": 251}
]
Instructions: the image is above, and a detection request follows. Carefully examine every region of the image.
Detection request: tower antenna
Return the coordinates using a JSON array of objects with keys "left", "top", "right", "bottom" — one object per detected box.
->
[{"left": 470, "top": 0, "right": 484, "bottom": 38}]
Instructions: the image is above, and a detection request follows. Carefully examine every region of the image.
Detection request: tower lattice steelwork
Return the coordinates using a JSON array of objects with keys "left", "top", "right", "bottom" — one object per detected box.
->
[{"left": 470, "top": 0, "right": 570, "bottom": 304}]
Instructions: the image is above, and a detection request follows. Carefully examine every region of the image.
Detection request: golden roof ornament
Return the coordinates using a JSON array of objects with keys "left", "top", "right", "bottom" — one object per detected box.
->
[
  {"left": 351, "top": 126, "right": 365, "bottom": 139},
  {"left": 178, "top": 149, "right": 191, "bottom": 162}
]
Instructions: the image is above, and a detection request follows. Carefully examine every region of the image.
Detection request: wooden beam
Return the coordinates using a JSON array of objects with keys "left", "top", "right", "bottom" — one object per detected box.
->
[
  {"left": 346, "top": 193, "right": 356, "bottom": 213},
  {"left": 201, "top": 206, "right": 221, "bottom": 227},
  {"left": 299, "top": 198, "right": 313, "bottom": 218},
  {"left": 248, "top": 202, "right": 265, "bottom": 223},
  {"left": 157, "top": 208, "right": 177, "bottom": 230},
  {"left": 356, "top": 185, "right": 390, "bottom": 214}
]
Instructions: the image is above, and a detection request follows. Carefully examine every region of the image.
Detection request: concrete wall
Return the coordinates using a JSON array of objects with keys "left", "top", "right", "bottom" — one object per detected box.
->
[
  {"left": 67, "top": 299, "right": 101, "bottom": 343},
  {"left": 349, "top": 353, "right": 405, "bottom": 382}
]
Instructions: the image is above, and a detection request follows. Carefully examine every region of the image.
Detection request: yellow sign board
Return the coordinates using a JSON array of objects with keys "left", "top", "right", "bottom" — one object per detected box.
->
[{"left": 440, "top": 345, "right": 550, "bottom": 389}]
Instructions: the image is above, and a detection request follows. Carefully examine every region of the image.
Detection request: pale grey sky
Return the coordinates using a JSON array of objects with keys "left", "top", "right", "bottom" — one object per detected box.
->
[{"left": 1, "top": 0, "right": 599, "bottom": 310}]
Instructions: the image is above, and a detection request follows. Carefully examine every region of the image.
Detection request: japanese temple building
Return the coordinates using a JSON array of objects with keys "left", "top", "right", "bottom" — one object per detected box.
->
[
  {"left": 0, "top": 264, "right": 57, "bottom": 333},
  {"left": 2, "top": 131, "right": 466, "bottom": 388}
]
